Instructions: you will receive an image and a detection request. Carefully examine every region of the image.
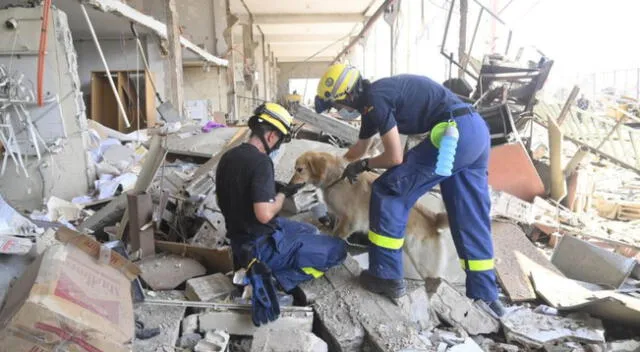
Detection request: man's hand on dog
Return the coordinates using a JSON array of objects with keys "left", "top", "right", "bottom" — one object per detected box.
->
[
  {"left": 342, "top": 158, "right": 370, "bottom": 183},
  {"left": 275, "top": 181, "right": 305, "bottom": 198}
]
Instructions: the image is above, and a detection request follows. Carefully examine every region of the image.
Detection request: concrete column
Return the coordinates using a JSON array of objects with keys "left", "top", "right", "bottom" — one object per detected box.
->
[{"left": 165, "top": 0, "right": 185, "bottom": 116}]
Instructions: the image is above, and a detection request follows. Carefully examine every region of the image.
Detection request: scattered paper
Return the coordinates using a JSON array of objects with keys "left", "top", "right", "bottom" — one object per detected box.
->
[{"left": 0, "top": 235, "right": 33, "bottom": 255}]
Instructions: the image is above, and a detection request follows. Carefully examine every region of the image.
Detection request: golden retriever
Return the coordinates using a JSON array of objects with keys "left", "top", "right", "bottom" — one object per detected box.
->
[{"left": 289, "top": 151, "right": 464, "bottom": 281}]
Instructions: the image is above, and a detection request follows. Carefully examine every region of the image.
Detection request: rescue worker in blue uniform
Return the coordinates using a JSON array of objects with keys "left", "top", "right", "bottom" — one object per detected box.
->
[
  {"left": 216, "top": 103, "right": 347, "bottom": 325},
  {"left": 315, "top": 65, "right": 505, "bottom": 316}
]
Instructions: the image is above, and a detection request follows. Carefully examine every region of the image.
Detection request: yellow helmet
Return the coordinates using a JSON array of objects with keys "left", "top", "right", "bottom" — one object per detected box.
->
[
  {"left": 251, "top": 102, "right": 294, "bottom": 142},
  {"left": 316, "top": 64, "right": 361, "bottom": 108}
]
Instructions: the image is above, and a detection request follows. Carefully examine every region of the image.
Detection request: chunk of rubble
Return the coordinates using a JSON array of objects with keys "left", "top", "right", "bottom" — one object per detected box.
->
[
  {"left": 251, "top": 328, "right": 328, "bottom": 352},
  {"left": 501, "top": 308, "right": 605, "bottom": 349},
  {"left": 194, "top": 330, "right": 230, "bottom": 352},
  {"left": 138, "top": 253, "right": 206, "bottom": 290},
  {"left": 606, "top": 340, "right": 640, "bottom": 352},
  {"left": 425, "top": 278, "right": 500, "bottom": 335},
  {"left": 185, "top": 272, "right": 236, "bottom": 302}
]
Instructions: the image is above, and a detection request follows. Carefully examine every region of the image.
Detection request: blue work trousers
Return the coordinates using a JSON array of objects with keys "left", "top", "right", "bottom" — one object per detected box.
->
[
  {"left": 232, "top": 217, "right": 347, "bottom": 292},
  {"left": 368, "top": 106, "right": 498, "bottom": 301}
]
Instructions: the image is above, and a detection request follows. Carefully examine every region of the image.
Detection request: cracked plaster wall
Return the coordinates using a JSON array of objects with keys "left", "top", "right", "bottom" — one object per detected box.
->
[{"left": 0, "top": 7, "right": 91, "bottom": 210}]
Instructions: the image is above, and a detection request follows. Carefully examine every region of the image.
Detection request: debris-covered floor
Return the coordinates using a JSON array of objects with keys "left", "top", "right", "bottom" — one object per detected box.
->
[{"left": 1, "top": 1, "right": 640, "bottom": 352}]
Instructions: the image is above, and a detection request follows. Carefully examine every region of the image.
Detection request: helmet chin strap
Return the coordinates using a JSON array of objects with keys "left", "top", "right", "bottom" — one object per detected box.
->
[{"left": 258, "top": 132, "right": 282, "bottom": 154}]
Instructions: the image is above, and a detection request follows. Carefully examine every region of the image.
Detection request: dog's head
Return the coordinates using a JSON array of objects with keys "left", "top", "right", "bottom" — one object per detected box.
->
[{"left": 289, "top": 151, "right": 341, "bottom": 186}]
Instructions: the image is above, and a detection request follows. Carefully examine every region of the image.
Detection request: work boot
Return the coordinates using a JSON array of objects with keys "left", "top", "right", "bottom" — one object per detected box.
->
[
  {"left": 476, "top": 299, "right": 507, "bottom": 318},
  {"left": 359, "top": 269, "right": 406, "bottom": 299}
]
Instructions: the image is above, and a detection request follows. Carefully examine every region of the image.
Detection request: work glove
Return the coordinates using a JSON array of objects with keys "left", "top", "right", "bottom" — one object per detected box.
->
[
  {"left": 342, "top": 158, "right": 370, "bottom": 183},
  {"left": 275, "top": 181, "right": 305, "bottom": 198},
  {"left": 247, "top": 260, "right": 280, "bottom": 326}
]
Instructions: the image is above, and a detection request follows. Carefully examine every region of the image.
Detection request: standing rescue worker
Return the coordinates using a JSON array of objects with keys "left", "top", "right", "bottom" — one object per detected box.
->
[
  {"left": 216, "top": 102, "right": 347, "bottom": 326},
  {"left": 315, "top": 65, "right": 505, "bottom": 316}
]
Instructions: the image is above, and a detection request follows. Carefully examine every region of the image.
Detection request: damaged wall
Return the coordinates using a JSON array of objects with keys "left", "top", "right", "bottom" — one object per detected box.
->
[
  {"left": 183, "top": 66, "right": 228, "bottom": 115},
  {"left": 277, "top": 61, "right": 332, "bottom": 102},
  {"left": 0, "top": 6, "right": 92, "bottom": 210}
]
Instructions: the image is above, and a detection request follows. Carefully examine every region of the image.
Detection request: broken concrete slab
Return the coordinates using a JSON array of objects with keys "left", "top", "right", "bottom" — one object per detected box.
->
[
  {"left": 425, "top": 277, "right": 500, "bottom": 335},
  {"left": 139, "top": 253, "right": 206, "bottom": 290},
  {"left": 134, "top": 290, "right": 187, "bottom": 352},
  {"left": 448, "top": 337, "right": 484, "bottom": 352},
  {"left": 501, "top": 308, "right": 605, "bottom": 349},
  {"left": 194, "top": 330, "right": 230, "bottom": 352},
  {"left": 273, "top": 139, "right": 345, "bottom": 183},
  {"left": 179, "top": 332, "right": 203, "bottom": 349},
  {"left": 182, "top": 313, "right": 199, "bottom": 334},
  {"left": 198, "top": 307, "right": 314, "bottom": 336},
  {"left": 294, "top": 107, "right": 359, "bottom": 144},
  {"left": 492, "top": 221, "right": 564, "bottom": 302},
  {"left": 551, "top": 235, "right": 636, "bottom": 289},
  {"left": 529, "top": 260, "right": 640, "bottom": 326},
  {"left": 605, "top": 340, "right": 640, "bottom": 352},
  {"left": 185, "top": 273, "right": 235, "bottom": 302},
  {"left": 251, "top": 328, "right": 328, "bottom": 352},
  {"left": 306, "top": 255, "right": 429, "bottom": 351},
  {"left": 398, "top": 281, "right": 440, "bottom": 331}
]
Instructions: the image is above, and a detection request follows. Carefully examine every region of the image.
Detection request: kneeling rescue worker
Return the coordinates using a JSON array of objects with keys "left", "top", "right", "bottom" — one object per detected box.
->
[
  {"left": 315, "top": 64, "right": 506, "bottom": 316},
  {"left": 216, "top": 102, "right": 347, "bottom": 326}
]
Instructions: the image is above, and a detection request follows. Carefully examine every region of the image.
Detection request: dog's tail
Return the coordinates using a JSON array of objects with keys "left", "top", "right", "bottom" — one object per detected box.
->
[
  {"left": 435, "top": 212, "right": 449, "bottom": 230},
  {"left": 413, "top": 203, "right": 450, "bottom": 231}
]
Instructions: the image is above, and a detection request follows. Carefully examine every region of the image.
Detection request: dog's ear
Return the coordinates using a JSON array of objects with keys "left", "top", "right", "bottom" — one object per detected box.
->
[{"left": 307, "top": 154, "right": 328, "bottom": 180}]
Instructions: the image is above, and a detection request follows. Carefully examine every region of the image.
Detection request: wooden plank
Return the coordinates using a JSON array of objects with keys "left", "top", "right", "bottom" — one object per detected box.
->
[
  {"left": 548, "top": 116, "right": 566, "bottom": 201},
  {"left": 145, "top": 71, "right": 156, "bottom": 127},
  {"left": 492, "top": 221, "right": 564, "bottom": 302},
  {"left": 117, "top": 71, "right": 127, "bottom": 132},
  {"left": 127, "top": 192, "right": 155, "bottom": 257}
]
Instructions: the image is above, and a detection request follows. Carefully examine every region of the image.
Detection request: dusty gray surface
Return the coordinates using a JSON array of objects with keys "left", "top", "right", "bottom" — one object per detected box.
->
[
  {"left": 165, "top": 126, "right": 241, "bottom": 156},
  {"left": 251, "top": 328, "right": 328, "bottom": 352},
  {"left": 0, "top": 254, "right": 34, "bottom": 308},
  {"left": 425, "top": 277, "right": 500, "bottom": 336},
  {"left": 139, "top": 253, "right": 207, "bottom": 290},
  {"left": 185, "top": 272, "right": 235, "bottom": 302},
  {"left": 502, "top": 308, "right": 605, "bottom": 348},
  {"left": 134, "top": 290, "right": 187, "bottom": 352}
]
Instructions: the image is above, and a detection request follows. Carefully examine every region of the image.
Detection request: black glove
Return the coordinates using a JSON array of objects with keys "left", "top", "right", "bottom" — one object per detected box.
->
[
  {"left": 342, "top": 158, "right": 370, "bottom": 183},
  {"left": 247, "top": 261, "right": 280, "bottom": 326},
  {"left": 275, "top": 181, "right": 304, "bottom": 198}
]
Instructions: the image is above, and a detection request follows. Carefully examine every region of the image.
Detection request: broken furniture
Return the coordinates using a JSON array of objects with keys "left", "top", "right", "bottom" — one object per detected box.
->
[{"left": 90, "top": 70, "right": 157, "bottom": 133}]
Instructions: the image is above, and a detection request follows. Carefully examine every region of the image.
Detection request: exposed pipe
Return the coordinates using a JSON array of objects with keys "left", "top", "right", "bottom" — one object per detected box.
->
[
  {"left": 80, "top": 4, "right": 131, "bottom": 128},
  {"left": 37, "top": 0, "right": 52, "bottom": 107},
  {"left": 331, "top": 0, "right": 397, "bottom": 64}
]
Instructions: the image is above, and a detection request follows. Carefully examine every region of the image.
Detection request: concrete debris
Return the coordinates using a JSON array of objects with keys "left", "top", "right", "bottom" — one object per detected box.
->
[
  {"left": 606, "top": 340, "right": 640, "bottom": 352},
  {"left": 551, "top": 235, "right": 636, "bottom": 289},
  {"left": 251, "top": 328, "right": 328, "bottom": 352},
  {"left": 182, "top": 313, "right": 200, "bottom": 334},
  {"left": 425, "top": 278, "right": 500, "bottom": 335},
  {"left": 185, "top": 272, "right": 236, "bottom": 302},
  {"left": 398, "top": 281, "right": 441, "bottom": 331},
  {"left": 476, "top": 337, "right": 520, "bottom": 352},
  {"left": 134, "top": 291, "right": 186, "bottom": 352},
  {"left": 492, "top": 221, "right": 565, "bottom": 302},
  {"left": 194, "top": 330, "right": 230, "bottom": 352},
  {"left": 501, "top": 308, "right": 605, "bottom": 349},
  {"left": 179, "top": 332, "right": 203, "bottom": 349},
  {"left": 198, "top": 307, "right": 314, "bottom": 337},
  {"left": 0, "top": 195, "right": 42, "bottom": 237},
  {"left": 138, "top": 253, "right": 207, "bottom": 290},
  {"left": 0, "top": 235, "right": 33, "bottom": 255}
]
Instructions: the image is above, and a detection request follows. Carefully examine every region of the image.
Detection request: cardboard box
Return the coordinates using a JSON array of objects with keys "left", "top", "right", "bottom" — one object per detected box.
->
[{"left": 0, "top": 243, "right": 134, "bottom": 352}]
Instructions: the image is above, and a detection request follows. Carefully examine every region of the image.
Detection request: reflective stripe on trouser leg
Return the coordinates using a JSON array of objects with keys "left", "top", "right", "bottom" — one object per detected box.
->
[
  {"left": 301, "top": 267, "right": 324, "bottom": 278},
  {"left": 441, "top": 166, "right": 498, "bottom": 302},
  {"left": 368, "top": 161, "right": 444, "bottom": 280},
  {"left": 459, "top": 258, "right": 494, "bottom": 271}
]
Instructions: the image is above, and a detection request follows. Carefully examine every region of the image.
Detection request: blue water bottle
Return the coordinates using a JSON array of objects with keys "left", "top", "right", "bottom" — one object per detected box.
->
[{"left": 435, "top": 123, "right": 459, "bottom": 176}]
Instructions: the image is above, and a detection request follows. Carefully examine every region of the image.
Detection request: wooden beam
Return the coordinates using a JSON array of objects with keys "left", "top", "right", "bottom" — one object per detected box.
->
[
  {"left": 548, "top": 116, "right": 566, "bottom": 202},
  {"left": 556, "top": 86, "right": 580, "bottom": 125},
  {"left": 165, "top": 0, "right": 185, "bottom": 117}
]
